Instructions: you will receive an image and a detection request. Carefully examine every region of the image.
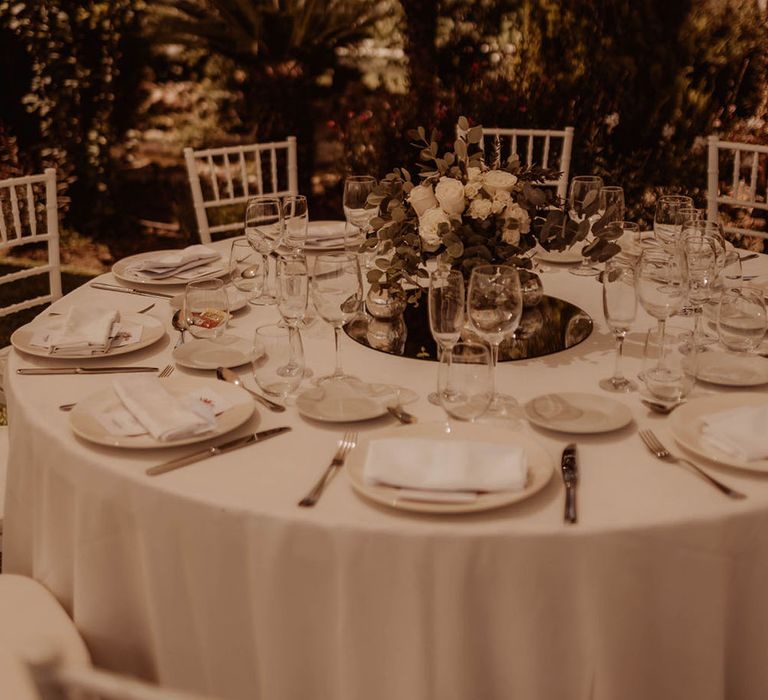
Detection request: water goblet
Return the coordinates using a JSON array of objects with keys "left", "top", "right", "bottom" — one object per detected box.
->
[
  {"left": 252, "top": 324, "right": 305, "bottom": 401},
  {"left": 282, "top": 194, "right": 309, "bottom": 254},
  {"left": 228, "top": 239, "right": 265, "bottom": 305},
  {"left": 245, "top": 195, "right": 283, "bottom": 305},
  {"left": 183, "top": 278, "right": 230, "bottom": 341},
  {"left": 427, "top": 268, "right": 465, "bottom": 405},
  {"left": 717, "top": 286, "right": 768, "bottom": 353},
  {"left": 599, "top": 257, "right": 637, "bottom": 392},
  {"left": 467, "top": 264, "right": 523, "bottom": 414},
  {"left": 310, "top": 253, "right": 362, "bottom": 383},
  {"left": 653, "top": 194, "right": 693, "bottom": 248},
  {"left": 567, "top": 175, "right": 604, "bottom": 276},
  {"left": 438, "top": 341, "right": 493, "bottom": 422}
]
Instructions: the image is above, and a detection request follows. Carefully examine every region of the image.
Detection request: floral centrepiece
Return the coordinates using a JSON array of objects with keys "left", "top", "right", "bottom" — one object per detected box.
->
[{"left": 363, "top": 116, "right": 620, "bottom": 305}]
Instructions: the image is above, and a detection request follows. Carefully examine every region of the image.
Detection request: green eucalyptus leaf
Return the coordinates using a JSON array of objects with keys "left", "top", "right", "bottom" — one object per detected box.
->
[
  {"left": 467, "top": 125, "right": 483, "bottom": 144},
  {"left": 457, "top": 116, "right": 469, "bottom": 131}
]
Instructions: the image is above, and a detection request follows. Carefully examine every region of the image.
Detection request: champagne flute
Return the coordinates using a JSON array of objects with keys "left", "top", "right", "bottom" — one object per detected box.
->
[
  {"left": 653, "top": 194, "right": 693, "bottom": 248},
  {"left": 568, "top": 175, "right": 604, "bottom": 276},
  {"left": 427, "top": 268, "right": 465, "bottom": 405},
  {"left": 310, "top": 253, "right": 362, "bottom": 383},
  {"left": 600, "top": 257, "right": 637, "bottom": 392},
  {"left": 680, "top": 232, "right": 717, "bottom": 347},
  {"left": 438, "top": 341, "right": 493, "bottom": 422},
  {"left": 183, "top": 278, "right": 230, "bottom": 341},
  {"left": 277, "top": 255, "right": 309, "bottom": 372},
  {"left": 245, "top": 196, "right": 283, "bottom": 305},
  {"left": 467, "top": 264, "right": 523, "bottom": 414},
  {"left": 228, "top": 239, "right": 265, "bottom": 305},
  {"left": 282, "top": 194, "right": 309, "bottom": 254},
  {"left": 718, "top": 286, "right": 768, "bottom": 353}
]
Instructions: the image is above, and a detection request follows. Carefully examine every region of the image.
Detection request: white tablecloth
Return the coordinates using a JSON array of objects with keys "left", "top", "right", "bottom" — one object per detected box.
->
[{"left": 5, "top": 244, "right": 768, "bottom": 700}]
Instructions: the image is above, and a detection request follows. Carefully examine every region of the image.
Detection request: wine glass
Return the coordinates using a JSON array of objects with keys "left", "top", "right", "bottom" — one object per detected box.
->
[
  {"left": 599, "top": 186, "right": 625, "bottom": 223},
  {"left": 568, "top": 175, "right": 604, "bottom": 276},
  {"left": 310, "top": 253, "right": 362, "bottom": 383},
  {"left": 282, "top": 194, "right": 309, "bottom": 254},
  {"left": 427, "top": 268, "right": 465, "bottom": 405},
  {"left": 343, "top": 175, "right": 377, "bottom": 229},
  {"left": 252, "top": 324, "right": 305, "bottom": 401},
  {"left": 438, "top": 341, "right": 493, "bottom": 422},
  {"left": 718, "top": 286, "right": 768, "bottom": 353},
  {"left": 680, "top": 233, "right": 718, "bottom": 347},
  {"left": 653, "top": 194, "right": 693, "bottom": 248},
  {"left": 599, "top": 257, "right": 637, "bottom": 392},
  {"left": 183, "top": 278, "right": 230, "bottom": 341},
  {"left": 245, "top": 196, "right": 283, "bottom": 305},
  {"left": 277, "top": 255, "right": 309, "bottom": 328},
  {"left": 228, "top": 239, "right": 265, "bottom": 304},
  {"left": 467, "top": 264, "right": 523, "bottom": 414}
]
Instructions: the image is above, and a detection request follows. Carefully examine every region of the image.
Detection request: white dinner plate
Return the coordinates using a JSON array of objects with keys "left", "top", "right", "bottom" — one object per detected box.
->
[
  {"left": 533, "top": 242, "right": 584, "bottom": 264},
  {"left": 69, "top": 377, "right": 255, "bottom": 449},
  {"left": 112, "top": 250, "right": 230, "bottom": 286},
  {"left": 10, "top": 313, "right": 166, "bottom": 360},
  {"left": 170, "top": 289, "right": 250, "bottom": 313},
  {"left": 172, "top": 335, "right": 259, "bottom": 370},
  {"left": 523, "top": 392, "right": 633, "bottom": 434},
  {"left": 345, "top": 422, "right": 554, "bottom": 514},
  {"left": 694, "top": 350, "right": 768, "bottom": 387},
  {"left": 296, "top": 379, "right": 404, "bottom": 422},
  {"left": 303, "top": 220, "right": 348, "bottom": 251},
  {"left": 670, "top": 393, "right": 768, "bottom": 473}
]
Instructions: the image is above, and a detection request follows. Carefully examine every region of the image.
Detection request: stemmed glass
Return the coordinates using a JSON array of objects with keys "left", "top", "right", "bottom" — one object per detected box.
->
[
  {"left": 600, "top": 257, "right": 637, "bottom": 392},
  {"left": 680, "top": 233, "right": 718, "bottom": 347},
  {"left": 228, "top": 238, "right": 265, "bottom": 304},
  {"left": 653, "top": 194, "right": 693, "bottom": 248},
  {"left": 467, "top": 264, "right": 523, "bottom": 414},
  {"left": 277, "top": 255, "right": 309, "bottom": 372},
  {"left": 245, "top": 196, "right": 283, "bottom": 305},
  {"left": 310, "top": 253, "right": 362, "bottom": 383},
  {"left": 343, "top": 175, "right": 377, "bottom": 230},
  {"left": 718, "top": 286, "right": 768, "bottom": 354},
  {"left": 427, "top": 268, "right": 465, "bottom": 405},
  {"left": 438, "top": 341, "right": 493, "bottom": 422},
  {"left": 568, "top": 175, "right": 604, "bottom": 276},
  {"left": 282, "top": 194, "right": 309, "bottom": 254},
  {"left": 600, "top": 186, "right": 625, "bottom": 223},
  {"left": 183, "top": 278, "right": 230, "bottom": 341}
]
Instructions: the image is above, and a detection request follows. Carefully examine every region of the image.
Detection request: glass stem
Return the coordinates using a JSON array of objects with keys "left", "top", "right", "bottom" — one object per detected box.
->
[
  {"left": 693, "top": 308, "right": 702, "bottom": 347},
  {"left": 490, "top": 342, "right": 499, "bottom": 397},
  {"left": 612, "top": 333, "right": 626, "bottom": 385},
  {"left": 657, "top": 318, "right": 667, "bottom": 366},
  {"left": 286, "top": 325, "right": 299, "bottom": 371},
  {"left": 333, "top": 325, "right": 343, "bottom": 377}
]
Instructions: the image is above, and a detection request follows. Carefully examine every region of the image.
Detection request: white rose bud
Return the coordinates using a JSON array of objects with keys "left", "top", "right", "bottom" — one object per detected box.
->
[
  {"left": 502, "top": 227, "right": 521, "bottom": 246},
  {"left": 418, "top": 206, "right": 451, "bottom": 251},
  {"left": 504, "top": 202, "right": 531, "bottom": 235},
  {"left": 466, "top": 166, "right": 483, "bottom": 182},
  {"left": 483, "top": 169, "right": 518, "bottom": 195},
  {"left": 464, "top": 180, "right": 483, "bottom": 198},
  {"left": 408, "top": 183, "right": 439, "bottom": 217},
  {"left": 434, "top": 177, "right": 466, "bottom": 216},
  {"left": 467, "top": 198, "right": 493, "bottom": 221},
  {"left": 491, "top": 190, "right": 512, "bottom": 214}
]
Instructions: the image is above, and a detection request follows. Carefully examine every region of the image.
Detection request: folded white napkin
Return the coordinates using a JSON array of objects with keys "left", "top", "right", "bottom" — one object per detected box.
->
[
  {"left": 306, "top": 221, "right": 347, "bottom": 245},
  {"left": 48, "top": 307, "right": 119, "bottom": 355},
  {"left": 700, "top": 403, "right": 768, "bottom": 461},
  {"left": 129, "top": 245, "right": 220, "bottom": 279},
  {"left": 363, "top": 437, "right": 528, "bottom": 492},
  {"left": 111, "top": 376, "right": 216, "bottom": 441}
]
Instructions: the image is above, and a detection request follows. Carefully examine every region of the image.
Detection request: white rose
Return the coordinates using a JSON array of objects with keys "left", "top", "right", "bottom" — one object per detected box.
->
[
  {"left": 467, "top": 198, "right": 493, "bottom": 221},
  {"left": 502, "top": 227, "right": 521, "bottom": 246},
  {"left": 418, "top": 206, "right": 451, "bottom": 251},
  {"left": 464, "top": 180, "right": 483, "bottom": 198},
  {"left": 504, "top": 202, "right": 531, "bottom": 235},
  {"left": 466, "top": 166, "right": 483, "bottom": 182},
  {"left": 491, "top": 190, "right": 512, "bottom": 214},
  {"left": 483, "top": 169, "right": 518, "bottom": 195},
  {"left": 408, "top": 184, "right": 439, "bottom": 217},
  {"left": 434, "top": 177, "right": 466, "bottom": 215}
]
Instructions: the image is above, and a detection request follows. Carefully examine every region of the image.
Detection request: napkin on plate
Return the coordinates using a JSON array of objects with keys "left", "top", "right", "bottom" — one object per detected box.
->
[
  {"left": 128, "top": 245, "right": 221, "bottom": 280},
  {"left": 362, "top": 437, "right": 528, "bottom": 492},
  {"left": 111, "top": 376, "right": 217, "bottom": 441},
  {"left": 43, "top": 307, "right": 119, "bottom": 355},
  {"left": 700, "top": 403, "right": 768, "bottom": 461},
  {"left": 306, "top": 221, "right": 347, "bottom": 246}
]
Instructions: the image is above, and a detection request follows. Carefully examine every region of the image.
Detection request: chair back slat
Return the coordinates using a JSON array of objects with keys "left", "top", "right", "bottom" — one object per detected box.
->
[
  {"left": 750, "top": 153, "right": 759, "bottom": 202},
  {"left": 0, "top": 196, "right": 7, "bottom": 242},
  {"left": 9, "top": 184, "right": 22, "bottom": 238},
  {"left": 542, "top": 135, "right": 551, "bottom": 169},
  {"left": 26, "top": 181, "right": 37, "bottom": 237},
  {"left": 184, "top": 138, "right": 299, "bottom": 244},
  {"left": 732, "top": 150, "right": 741, "bottom": 195}
]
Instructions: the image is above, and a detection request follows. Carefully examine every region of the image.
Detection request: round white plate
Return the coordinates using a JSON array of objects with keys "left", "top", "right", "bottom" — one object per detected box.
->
[
  {"left": 170, "top": 289, "right": 250, "bottom": 313},
  {"left": 11, "top": 313, "right": 166, "bottom": 360},
  {"left": 112, "top": 250, "right": 230, "bottom": 286},
  {"left": 69, "top": 377, "right": 255, "bottom": 449},
  {"left": 172, "top": 335, "right": 258, "bottom": 370},
  {"left": 303, "top": 220, "right": 347, "bottom": 251},
  {"left": 534, "top": 242, "right": 584, "bottom": 264},
  {"left": 523, "top": 392, "right": 633, "bottom": 434},
  {"left": 296, "top": 379, "right": 400, "bottom": 422},
  {"left": 345, "top": 422, "right": 554, "bottom": 514},
  {"left": 695, "top": 350, "right": 768, "bottom": 387},
  {"left": 670, "top": 393, "right": 768, "bottom": 473}
]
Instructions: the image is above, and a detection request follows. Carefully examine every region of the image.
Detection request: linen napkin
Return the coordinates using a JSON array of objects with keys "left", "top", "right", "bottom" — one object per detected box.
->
[
  {"left": 44, "top": 307, "right": 118, "bottom": 355},
  {"left": 306, "top": 221, "right": 347, "bottom": 246},
  {"left": 363, "top": 437, "right": 528, "bottom": 492},
  {"left": 128, "top": 245, "right": 221, "bottom": 280},
  {"left": 700, "top": 403, "right": 768, "bottom": 461},
  {"left": 111, "top": 376, "right": 217, "bottom": 441}
]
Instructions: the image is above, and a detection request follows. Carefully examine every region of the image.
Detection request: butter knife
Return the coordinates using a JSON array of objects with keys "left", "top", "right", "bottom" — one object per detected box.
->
[
  {"left": 18, "top": 366, "right": 159, "bottom": 375},
  {"left": 90, "top": 282, "right": 175, "bottom": 299},
  {"left": 146, "top": 426, "right": 291, "bottom": 476},
  {"left": 561, "top": 443, "right": 578, "bottom": 524}
]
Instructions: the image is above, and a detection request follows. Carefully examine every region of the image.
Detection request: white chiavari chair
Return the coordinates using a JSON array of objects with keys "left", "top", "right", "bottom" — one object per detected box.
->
[
  {"left": 707, "top": 135, "right": 768, "bottom": 241},
  {"left": 184, "top": 138, "right": 299, "bottom": 244}
]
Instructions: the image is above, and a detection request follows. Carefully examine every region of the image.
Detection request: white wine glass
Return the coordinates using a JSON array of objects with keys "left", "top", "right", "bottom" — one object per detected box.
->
[
  {"left": 427, "top": 268, "right": 465, "bottom": 405},
  {"left": 568, "top": 175, "right": 604, "bottom": 276},
  {"left": 252, "top": 324, "right": 305, "bottom": 401},
  {"left": 599, "top": 185, "right": 625, "bottom": 223},
  {"left": 183, "top": 278, "right": 230, "bottom": 341},
  {"left": 438, "top": 341, "right": 492, "bottom": 422},
  {"left": 680, "top": 233, "right": 718, "bottom": 347},
  {"left": 277, "top": 255, "right": 309, "bottom": 373},
  {"left": 653, "top": 194, "right": 693, "bottom": 248},
  {"left": 718, "top": 286, "right": 768, "bottom": 354},
  {"left": 228, "top": 239, "right": 265, "bottom": 304},
  {"left": 282, "top": 194, "right": 309, "bottom": 254},
  {"left": 600, "top": 257, "right": 637, "bottom": 392},
  {"left": 311, "top": 253, "right": 362, "bottom": 383},
  {"left": 343, "top": 175, "right": 377, "bottom": 229},
  {"left": 245, "top": 195, "right": 283, "bottom": 305},
  {"left": 467, "top": 264, "right": 523, "bottom": 414}
]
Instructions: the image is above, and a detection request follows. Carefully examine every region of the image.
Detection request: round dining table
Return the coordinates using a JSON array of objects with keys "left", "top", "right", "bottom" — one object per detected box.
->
[{"left": 4, "top": 240, "right": 768, "bottom": 700}]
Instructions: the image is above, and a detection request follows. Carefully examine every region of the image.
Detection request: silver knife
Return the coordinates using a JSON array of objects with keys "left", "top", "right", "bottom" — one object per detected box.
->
[
  {"left": 146, "top": 426, "right": 292, "bottom": 476},
  {"left": 18, "top": 366, "right": 159, "bottom": 375},
  {"left": 90, "top": 282, "right": 175, "bottom": 299},
  {"left": 561, "top": 443, "right": 578, "bottom": 524}
]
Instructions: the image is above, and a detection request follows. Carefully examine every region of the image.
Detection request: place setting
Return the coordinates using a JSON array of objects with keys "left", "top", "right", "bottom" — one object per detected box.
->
[{"left": 111, "top": 243, "right": 229, "bottom": 286}]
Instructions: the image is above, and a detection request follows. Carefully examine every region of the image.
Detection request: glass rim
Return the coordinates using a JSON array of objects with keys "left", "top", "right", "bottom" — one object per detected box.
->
[
  {"left": 656, "top": 194, "right": 694, "bottom": 204},
  {"left": 345, "top": 174, "right": 376, "bottom": 182},
  {"left": 185, "top": 277, "right": 225, "bottom": 290}
]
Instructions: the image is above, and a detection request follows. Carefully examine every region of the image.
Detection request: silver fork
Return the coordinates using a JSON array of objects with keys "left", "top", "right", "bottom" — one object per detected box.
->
[
  {"left": 638, "top": 429, "right": 746, "bottom": 499},
  {"left": 298, "top": 431, "right": 357, "bottom": 507},
  {"left": 158, "top": 364, "right": 175, "bottom": 378}
]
